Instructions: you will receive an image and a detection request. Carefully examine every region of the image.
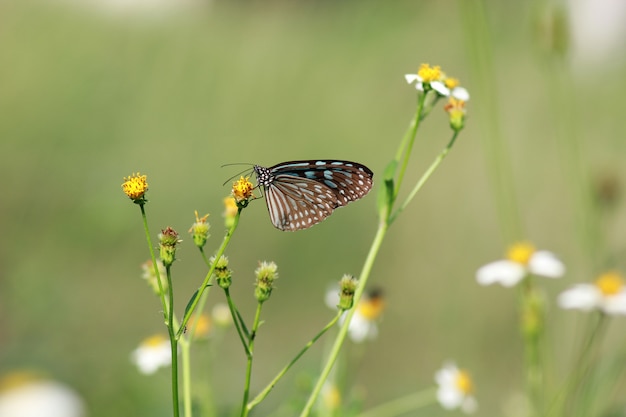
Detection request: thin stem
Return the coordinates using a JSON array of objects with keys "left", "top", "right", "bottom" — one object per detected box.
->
[
  {"left": 393, "top": 94, "right": 426, "bottom": 198},
  {"left": 546, "top": 312, "right": 607, "bottom": 417},
  {"left": 186, "top": 248, "right": 213, "bottom": 341},
  {"left": 179, "top": 338, "right": 192, "bottom": 417},
  {"left": 225, "top": 288, "right": 251, "bottom": 356},
  {"left": 139, "top": 204, "right": 169, "bottom": 322},
  {"left": 300, "top": 220, "right": 388, "bottom": 417},
  {"left": 389, "top": 131, "right": 459, "bottom": 225},
  {"left": 176, "top": 209, "right": 241, "bottom": 340},
  {"left": 166, "top": 266, "right": 180, "bottom": 417},
  {"left": 241, "top": 302, "right": 264, "bottom": 417},
  {"left": 247, "top": 311, "right": 343, "bottom": 412},
  {"left": 355, "top": 387, "right": 437, "bottom": 417}
]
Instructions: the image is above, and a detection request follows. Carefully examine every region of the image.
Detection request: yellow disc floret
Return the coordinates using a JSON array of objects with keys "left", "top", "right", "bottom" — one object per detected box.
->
[
  {"left": 417, "top": 63, "right": 443, "bottom": 83},
  {"left": 506, "top": 242, "right": 536, "bottom": 265},
  {"left": 455, "top": 369, "right": 474, "bottom": 395},
  {"left": 122, "top": 172, "right": 148, "bottom": 200},
  {"left": 595, "top": 271, "right": 624, "bottom": 296}
]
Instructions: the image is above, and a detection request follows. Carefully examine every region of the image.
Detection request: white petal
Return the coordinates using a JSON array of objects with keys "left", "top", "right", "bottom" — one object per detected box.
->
[
  {"left": 452, "top": 87, "right": 470, "bottom": 101},
  {"left": 602, "top": 292, "right": 626, "bottom": 315},
  {"left": 324, "top": 286, "right": 340, "bottom": 310},
  {"left": 347, "top": 313, "right": 372, "bottom": 343},
  {"left": 431, "top": 81, "right": 450, "bottom": 96},
  {"left": 528, "top": 251, "right": 565, "bottom": 278},
  {"left": 0, "top": 381, "right": 86, "bottom": 417},
  {"left": 557, "top": 285, "right": 600, "bottom": 311},
  {"left": 434, "top": 362, "right": 458, "bottom": 386},
  {"left": 437, "top": 388, "right": 463, "bottom": 409},
  {"left": 404, "top": 74, "right": 419, "bottom": 84},
  {"left": 476, "top": 260, "right": 526, "bottom": 287}
]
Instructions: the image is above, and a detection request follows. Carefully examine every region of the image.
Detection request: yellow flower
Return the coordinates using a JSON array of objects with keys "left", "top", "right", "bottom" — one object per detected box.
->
[
  {"left": 506, "top": 242, "right": 536, "bottom": 266},
  {"left": 417, "top": 63, "right": 443, "bottom": 82},
  {"left": 122, "top": 172, "right": 148, "bottom": 201},
  {"left": 232, "top": 176, "right": 255, "bottom": 203},
  {"left": 595, "top": 271, "right": 624, "bottom": 296}
]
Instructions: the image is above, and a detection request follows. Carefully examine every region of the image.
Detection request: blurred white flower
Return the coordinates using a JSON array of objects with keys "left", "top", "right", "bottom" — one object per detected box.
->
[
  {"left": 568, "top": 0, "right": 626, "bottom": 70},
  {"left": 435, "top": 362, "right": 477, "bottom": 414},
  {"left": 50, "top": 0, "right": 206, "bottom": 19},
  {"left": 131, "top": 334, "right": 171, "bottom": 375},
  {"left": 325, "top": 286, "right": 384, "bottom": 343},
  {"left": 476, "top": 242, "right": 565, "bottom": 287},
  {"left": 0, "top": 372, "right": 85, "bottom": 417},
  {"left": 212, "top": 302, "right": 232, "bottom": 328},
  {"left": 558, "top": 271, "right": 626, "bottom": 315}
]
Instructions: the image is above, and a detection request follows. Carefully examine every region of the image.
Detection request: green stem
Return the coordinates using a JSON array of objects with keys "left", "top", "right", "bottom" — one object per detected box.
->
[
  {"left": 300, "top": 220, "right": 388, "bottom": 417},
  {"left": 546, "top": 312, "right": 607, "bottom": 417},
  {"left": 241, "top": 302, "right": 264, "bottom": 417},
  {"left": 355, "top": 387, "right": 437, "bottom": 417},
  {"left": 389, "top": 131, "right": 459, "bottom": 225},
  {"left": 225, "top": 288, "right": 252, "bottom": 356},
  {"left": 247, "top": 311, "right": 343, "bottom": 412},
  {"left": 186, "top": 248, "right": 214, "bottom": 341},
  {"left": 166, "top": 266, "right": 180, "bottom": 417},
  {"left": 176, "top": 209, "right": 241, "bottom": 339},
  {"left": 393, "top": 93, "right": 426, "bottom": 198},
  {"left": 459, "top": 0, "right": 522, "bottom": 242},
  {"left": 179, "top": 338, "right": 192, "bottom": 417},
  {"left": 139, "top": 204, "right": 169, "bottom": 323}
]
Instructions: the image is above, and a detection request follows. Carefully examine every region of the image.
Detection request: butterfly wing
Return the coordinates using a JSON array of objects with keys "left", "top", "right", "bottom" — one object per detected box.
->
[
  {"left": 255, "top": 160, "right": 374, "bottom": 231},
  {"left": 265, "top": 175, "right": 340, "bottom": 231}
]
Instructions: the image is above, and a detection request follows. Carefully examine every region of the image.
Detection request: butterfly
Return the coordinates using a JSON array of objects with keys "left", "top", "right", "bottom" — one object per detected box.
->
[{"left": 253, "top": 160, "right": 374, "bottom": 231}]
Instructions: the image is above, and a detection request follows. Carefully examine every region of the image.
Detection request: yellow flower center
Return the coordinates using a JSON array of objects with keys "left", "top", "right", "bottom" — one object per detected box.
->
[
  {"left": 444, "top": 77, "right": 460, "bottom": 89},
  {"left": 506, "top": 242, "right": 536, "bottom": 265},
  {"left": 595, "top": 271, "right": 624, "bottom": 296},
  {"left": 0, "top": 371, "right": 41, "bottom": 391},
  {"left": 455, "top": 370, "right": 474, "bottom": 394},
  {"left": 323, "top": 383, "right": 341, "bottom": 410},
  {"left": 143, "top": 334, "right": 168, "bottom": 347},
  {"left": 357, "top": 296, "right": 385, "bottom": 320},
  {"left": 232, "top": 176, "right": 255, "bottom": 202},
  {"left": 417, "top": 63, "right": 442, "bottom": 82},
  {"left": 122, "top": 172, "right": 148, "bottom": 200}
]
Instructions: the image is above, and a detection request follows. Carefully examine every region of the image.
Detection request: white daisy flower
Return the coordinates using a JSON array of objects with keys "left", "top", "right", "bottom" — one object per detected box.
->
[
  {"left": 435, "top": 362, "right": 477, "bottom": 414},
  {"left": 476, "top": 242, "right": 565, "bottom": 287},
  {"left": 558, "top": 271, "right": 626, "bottom": 315},
  {"left": 131, "top": 334, "right": 171, "bottom": 375},
  {"left": 0, "top": 372, "right": 85, "bottom": 417}
]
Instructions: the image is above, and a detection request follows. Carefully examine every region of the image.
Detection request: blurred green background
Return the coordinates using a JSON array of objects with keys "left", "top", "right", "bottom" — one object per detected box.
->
[{"left": 1, "top": 0, "right": 626, "bottom": 415}]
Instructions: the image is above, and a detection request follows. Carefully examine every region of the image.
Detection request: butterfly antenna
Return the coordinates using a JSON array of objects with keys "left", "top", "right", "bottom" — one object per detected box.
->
[{"left": 222, "top": 165, "right": 255, "bottom": 187}]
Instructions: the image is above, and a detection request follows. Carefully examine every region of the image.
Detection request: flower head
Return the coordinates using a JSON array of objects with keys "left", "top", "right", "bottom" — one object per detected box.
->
[
  {"left": 232, "top": 176, "right": 255, "bottom": 206},
  {"left": 141, "top": 259, "right": 167, "bottom": 295},
  {"left": 122, "top": 172, "right": 148, "bottom": 203},
  {"left": 0, "top": 371, "right": 86, "bottom": 417},
  {"left": 158, "top": 227, "right": 181, "bottom": 267},
  {"left": 212, "top": 255, "right": 232, "bottom": 289},
  {"left": 435, "top": 362, "right": 477, "bottom": 414},
  {"left": 337, "top": 274, "right": 359, "bottom": 311},
  {"left": 131, "top": 334, "right": 171, "bottom": 375},
  {"left": 476, "top": 241, "right": 565, "bottom": 287},
  {"left": 558, "top": 271, "right": 626, "bottom": 315},
  {"left": 189, "top": 211, "right": 210, "bottom": 248},
  {"left": 405, "top": 64, "right": 470, "bottom": 100},
  {"left": 254, "top": 261, "right": 278, "bottom": 303},
  {"left": 444, "top": 97, "right": 467, "bottom": 132}
]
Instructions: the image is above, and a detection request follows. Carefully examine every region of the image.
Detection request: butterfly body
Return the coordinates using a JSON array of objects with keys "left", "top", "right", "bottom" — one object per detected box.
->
[{"left": 253, "top": 160, "right": 373, "bottom": 231}]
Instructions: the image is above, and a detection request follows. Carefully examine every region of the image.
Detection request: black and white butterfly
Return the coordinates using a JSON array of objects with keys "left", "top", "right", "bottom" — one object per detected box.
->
[{"left": 253, "top": 160, "right": 373, "bottom": 231}]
